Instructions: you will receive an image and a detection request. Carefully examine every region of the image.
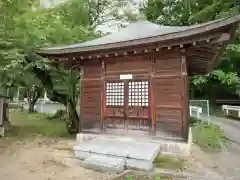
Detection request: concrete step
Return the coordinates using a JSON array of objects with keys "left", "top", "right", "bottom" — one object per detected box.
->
[
  {"left": 80, "top": 154, "right": 125, "bottom": 173},
  {"left": 79, "top": 153, "right": 154, "bottom": 172},
  {"left": 126, "top": 158, "right": 154, "bottom": 171},
  {"left": 74, "top": 137, "right": 158, "bottom": 171}
]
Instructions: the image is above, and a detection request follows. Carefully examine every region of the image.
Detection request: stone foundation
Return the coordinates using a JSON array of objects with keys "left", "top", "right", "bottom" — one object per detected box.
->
[{"left": 76, "top": 127, "right": 192, "bottom": 156}]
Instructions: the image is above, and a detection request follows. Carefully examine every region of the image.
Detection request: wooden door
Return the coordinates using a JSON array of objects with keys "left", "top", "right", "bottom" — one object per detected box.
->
[
  {"left": 103, "top": 80, "right": 151, "bottom": 133},
  {"left": 127, "top": 80, "right": 150, "bottom": 131},
  {"left": 104, "top": 81, "right": 125, "bottom": 131}
]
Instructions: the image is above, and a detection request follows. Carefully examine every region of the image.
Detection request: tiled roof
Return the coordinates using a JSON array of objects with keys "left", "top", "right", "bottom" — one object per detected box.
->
[{"left": 37, "top": 15, "right": 240, "bottom": 54}]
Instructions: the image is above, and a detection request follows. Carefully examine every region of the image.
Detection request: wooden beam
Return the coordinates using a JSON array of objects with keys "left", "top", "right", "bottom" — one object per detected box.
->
[{"left": 211, "top": 33, "right": 231, "bottom": 43}]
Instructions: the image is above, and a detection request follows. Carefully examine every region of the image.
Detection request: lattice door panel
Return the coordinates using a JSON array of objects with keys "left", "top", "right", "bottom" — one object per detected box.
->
[
  {"left": 127, "top": 80, "right": 150, "bottom": 131},
  {"left": 106, "top": 82, "right": 124, "bottom": 106},
  {"left": 104, "top": 81, "right": 125, "bottom": 130},
  {"left": 128, "top": 81, "right": 149, "bottom": 107}
]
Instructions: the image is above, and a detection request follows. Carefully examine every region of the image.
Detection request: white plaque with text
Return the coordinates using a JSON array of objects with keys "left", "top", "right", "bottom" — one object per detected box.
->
[{"left": 120, "top": 74, "right": 133, "bottom": 80}]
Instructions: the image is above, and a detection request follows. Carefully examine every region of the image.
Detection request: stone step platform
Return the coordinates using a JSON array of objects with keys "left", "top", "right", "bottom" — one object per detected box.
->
[
  {"left": 80, "top": 154, "right": 125, "bottom": 173},
  {"left": 74, "top": 137, "right": 160, "bottom": 172}
]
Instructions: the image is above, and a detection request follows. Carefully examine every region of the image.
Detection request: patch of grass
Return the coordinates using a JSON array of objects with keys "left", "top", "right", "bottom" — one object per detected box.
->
[
  {"left": 112, "top": 171, "right": 174, "bottom": 180},
  {"left": 0, "top": 111, "right": 73, "bottom": 142},
  {"left": 6, "top": 110, "right": 71, "bottom": 138},
  {"left": 154, "top": 155, "right": 185, "bottom": 170},
  {"left": 0, "top": 110, "right": 74, "bottom": 151},
  {"left": 191, "top": 117, "right": 228, "bottom": 151}
]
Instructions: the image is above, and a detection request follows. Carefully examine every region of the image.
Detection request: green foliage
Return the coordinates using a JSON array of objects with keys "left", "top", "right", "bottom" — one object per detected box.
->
[
  {"left": 142, "top": 0, "right": 240, "bottom": 100},
  {"left": 189, "top": 116, "right": 201, "bottom": 126},
  {"left": 46, "top": 109, "right": 66, "bottom": 120},
  {"left": 0, "top": 0, "right": 137, "bottom": 133}
]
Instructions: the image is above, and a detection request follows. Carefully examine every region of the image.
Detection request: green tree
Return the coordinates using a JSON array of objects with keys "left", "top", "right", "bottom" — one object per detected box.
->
[
  {"left": 141, "top": 0, "right": 240, "bottom": 100},
  {"left": 0, "top": 0, "right": 136, "bottom": 133}
]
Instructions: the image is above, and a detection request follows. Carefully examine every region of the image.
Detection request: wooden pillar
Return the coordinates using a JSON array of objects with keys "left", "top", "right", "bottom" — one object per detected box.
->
[
  {"left": 181, "top": 52, "right": 189, "bottom": 139},
  {"left": 79, "top": 65, "right": 84, "bottom": 132},
  {"left": 150, "top": 55, "right": 156, "bottom": 135},
  {"left": 100, "top": 60, "right": 105, "bottom": 132}
]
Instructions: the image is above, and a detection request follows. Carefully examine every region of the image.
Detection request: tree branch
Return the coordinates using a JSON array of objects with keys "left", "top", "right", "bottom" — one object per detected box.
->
[
  {"left": 89, "top": 0, "right": 102, "bottom": 27},
  {"left": 25, "top": 55, "right": 68, "bottom": 105}
]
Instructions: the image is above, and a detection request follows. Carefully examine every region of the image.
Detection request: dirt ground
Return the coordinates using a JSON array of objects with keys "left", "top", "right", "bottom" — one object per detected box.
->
[
  {"left": 1, "top": 136, "right": 238, "bottom": 180},
  {"left": 0, "top": 137, "right": 116, "bottom": 180}
]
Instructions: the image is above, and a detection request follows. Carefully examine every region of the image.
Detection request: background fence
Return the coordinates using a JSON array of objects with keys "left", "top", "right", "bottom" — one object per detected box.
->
[{"left": 189, "top": 100, "right": 210, "bottom": 124}]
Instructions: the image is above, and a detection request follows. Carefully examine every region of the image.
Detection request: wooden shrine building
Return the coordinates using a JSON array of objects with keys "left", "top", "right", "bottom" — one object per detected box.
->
[{"left": 37, "top": 15, "right": 240, "bottom": 140}]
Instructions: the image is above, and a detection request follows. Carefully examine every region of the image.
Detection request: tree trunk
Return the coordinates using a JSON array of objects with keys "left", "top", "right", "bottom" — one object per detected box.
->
[
  {"left": 28, "top": 102, "right": 35, "bottom": 113},
  {"left": 27, "top": 86, "right": 41, "bottom": 113},
  {"left": 66, "top": 99, "right": 79, "bottom": 134}
]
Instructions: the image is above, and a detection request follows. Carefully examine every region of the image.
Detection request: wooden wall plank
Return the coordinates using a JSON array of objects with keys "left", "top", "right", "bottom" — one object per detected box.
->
[{"left": 154, "top": 51, "right": 185, "bottom": 137}]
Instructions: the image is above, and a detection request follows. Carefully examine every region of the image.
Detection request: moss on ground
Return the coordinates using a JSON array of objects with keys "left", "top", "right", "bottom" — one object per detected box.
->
[{"left": 154, "top": 155, "right": 185, "bottom": 170}]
